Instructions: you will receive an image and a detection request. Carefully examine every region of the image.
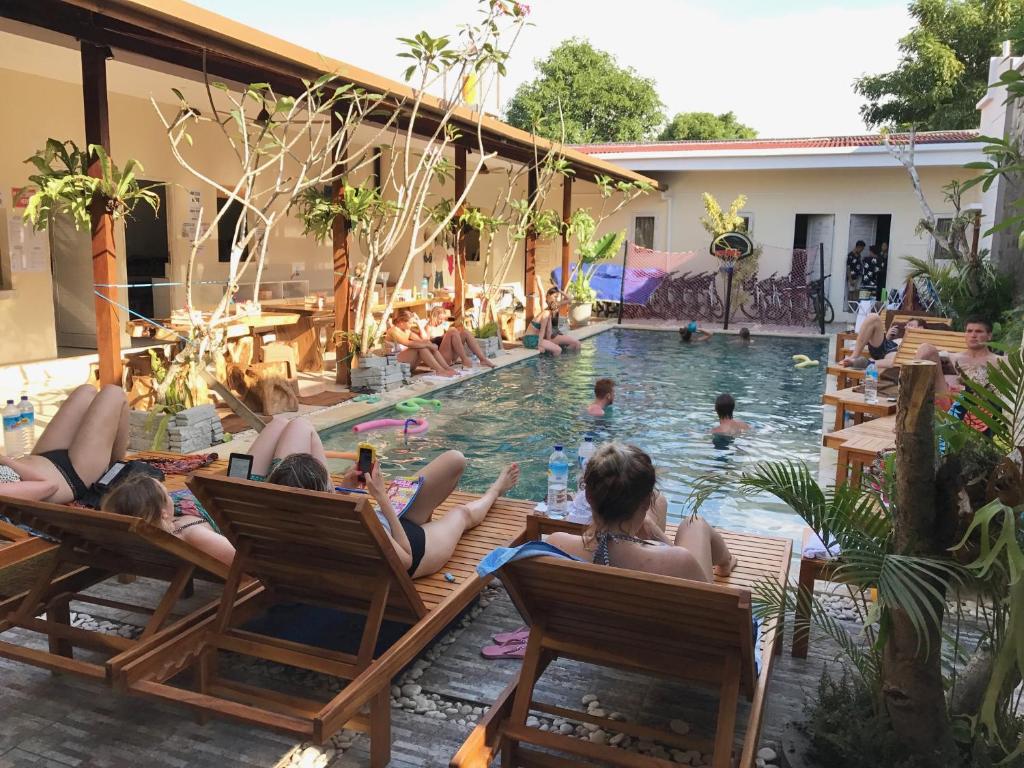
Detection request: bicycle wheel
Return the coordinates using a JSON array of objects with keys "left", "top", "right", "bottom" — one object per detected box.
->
[{"left": 821, "top": 297, "right": 835, "bottom": 325}]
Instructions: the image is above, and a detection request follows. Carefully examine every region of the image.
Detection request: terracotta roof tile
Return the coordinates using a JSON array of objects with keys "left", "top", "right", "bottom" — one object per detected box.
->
[{"left": 576, "top": 131, "right": 980, "bottom": 155}]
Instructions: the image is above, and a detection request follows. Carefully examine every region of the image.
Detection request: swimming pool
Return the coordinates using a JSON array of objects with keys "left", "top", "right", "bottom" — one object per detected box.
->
[{"left": 321, "top": 328, "right": 828, "bottom": 550}]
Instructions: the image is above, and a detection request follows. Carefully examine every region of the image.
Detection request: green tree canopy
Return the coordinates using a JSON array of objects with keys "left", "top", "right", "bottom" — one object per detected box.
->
[
  {"left": 504, "top": 39, "right": 665, "bottom": 143},
  {"left": 659, "top": 111, "right": 757, "bottom": 141},
  {"left": 855, "top": 0, "right": 1023, "bottom": 130}
]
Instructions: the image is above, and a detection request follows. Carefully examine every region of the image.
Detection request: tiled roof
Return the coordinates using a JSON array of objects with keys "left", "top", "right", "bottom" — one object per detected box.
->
[{"left": 576, "top": 131, "right": 981, "bottom": 155}]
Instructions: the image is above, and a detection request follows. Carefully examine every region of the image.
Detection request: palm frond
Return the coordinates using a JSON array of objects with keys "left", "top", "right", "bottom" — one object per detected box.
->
[{"left": 957, "top": 348, "right": 1024, "bottom": 451}]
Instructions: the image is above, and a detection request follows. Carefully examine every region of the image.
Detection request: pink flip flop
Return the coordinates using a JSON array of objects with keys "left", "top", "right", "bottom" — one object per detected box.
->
[
  {"left": 492, "top": 626, "right": 529, "bottom": 645},
  {"left": 481, "top": 640, "right": 527, "bottom": 659}
]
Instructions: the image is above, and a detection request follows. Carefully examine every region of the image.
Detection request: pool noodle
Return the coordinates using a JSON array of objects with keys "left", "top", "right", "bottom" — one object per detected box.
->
[
  {"left": 353, "top": 417, "right": 430, "bottom": 434},
  {"left": 324, "top": 450, "right": 357, "bottom": 460}
]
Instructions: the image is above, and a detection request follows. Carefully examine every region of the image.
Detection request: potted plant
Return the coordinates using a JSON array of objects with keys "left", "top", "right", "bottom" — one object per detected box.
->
[
  {"left": 472, "top": 321, "right": 502, "bottom": 358},
  {"left": 565, "top": 209, "right": 625, "bottom": 328}
]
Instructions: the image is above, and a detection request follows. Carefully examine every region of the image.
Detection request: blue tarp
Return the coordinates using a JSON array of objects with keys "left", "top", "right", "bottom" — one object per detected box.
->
[{"left": 552, "top": 263, "right": 668, "bottom": 305}]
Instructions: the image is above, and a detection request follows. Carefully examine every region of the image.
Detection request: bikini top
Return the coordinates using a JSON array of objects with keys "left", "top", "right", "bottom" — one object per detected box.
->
[
  {"left": 591, "top": 530, "right": 666, "bottom": 566},
  {"left": 0, "top": 465, "right": 21, "bottom": 483}
]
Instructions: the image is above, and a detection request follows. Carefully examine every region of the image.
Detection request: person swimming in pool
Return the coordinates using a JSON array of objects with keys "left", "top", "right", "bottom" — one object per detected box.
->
[
  {"left": 522, "top": 287, "right": 581, "bottom": 355},
  {"left": 710, "top": 394, "right": 751, "bottom": 437},
  {"left": 679, "top": 321, "right": 712, "bottom": 343},
  {"left": 587, "top": 378, "right": 615, "bottom": 417}
]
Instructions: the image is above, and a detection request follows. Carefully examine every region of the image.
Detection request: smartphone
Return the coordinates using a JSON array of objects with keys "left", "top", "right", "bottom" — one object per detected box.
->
[
  {"left": 357, "top": 443, "right": 376, "bottom": 476},
  {"left": 228, "top": 453, "right": 254, "bottom": 480},
  {"left": 95, "top": 461, "right": 128, "bottom": 492}
]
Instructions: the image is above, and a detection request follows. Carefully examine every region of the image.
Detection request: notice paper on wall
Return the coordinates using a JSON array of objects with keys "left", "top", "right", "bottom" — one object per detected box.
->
[
  {"left": 7, "top": 215, "right": 49, "bottom": 273},
  {"left": 181, "top": 189, "right": 202, "bottom": 240}
]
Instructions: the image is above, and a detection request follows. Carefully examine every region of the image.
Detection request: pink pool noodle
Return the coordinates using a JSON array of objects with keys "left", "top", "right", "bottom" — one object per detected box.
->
[
  {"left": 403, "top": 417, "right": 429, "bottom": 434},
  {"left": 353, "top": 417, "right": 429, "bottom": 434}
]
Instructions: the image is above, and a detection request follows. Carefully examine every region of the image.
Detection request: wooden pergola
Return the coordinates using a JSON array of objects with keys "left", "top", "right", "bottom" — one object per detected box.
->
[{"left": 2, "top": 0, "right": 655, "bottom": 385}]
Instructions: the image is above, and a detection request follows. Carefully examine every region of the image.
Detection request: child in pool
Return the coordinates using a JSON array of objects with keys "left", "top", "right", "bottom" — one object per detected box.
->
[
  {"left": 587, "top": 378, "right": 615, "bottom": 417},
  {"left": 522, "top": 287, "right": 581, "bottom": 355},
  {"left": 679, "top": 321, "right": 713, "bottom": 343}
]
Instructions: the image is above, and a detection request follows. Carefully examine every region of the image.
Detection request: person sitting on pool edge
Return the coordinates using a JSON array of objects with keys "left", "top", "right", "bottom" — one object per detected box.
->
[
  {"left": 387, "top": 309, "right": 458, "bottom": 377},
  {"left": 546, "top": 442, "right": 736, "bottom": 582},
  {"left": 522, "top": 287, "right": 582, "bottom": 355},
  {"left": 839, "top": 313, "right": 922, "bottom": 368},
  {"left": 587, "top": 378, "right": 615, "bottom": 417},
  {"left": 711, "top": 394, "right": 751, "bottom": 437},
  {"left": 423, "top": 306, "right": 496, "bottom": 370},
  {"left": 679, "top": 321, "right": 712, "bottom": 343}
]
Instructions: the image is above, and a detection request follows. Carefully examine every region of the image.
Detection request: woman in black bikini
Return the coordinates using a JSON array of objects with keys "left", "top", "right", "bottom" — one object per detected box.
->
[
  {"left": 0, "top": 384, "right": 128, "bottom": 505},
  {"left": 546, "top": 443, "right": 735, "bottom": 581}
]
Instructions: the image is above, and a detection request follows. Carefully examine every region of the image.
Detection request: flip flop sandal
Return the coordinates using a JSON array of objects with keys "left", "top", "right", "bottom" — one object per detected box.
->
[
  {"left": 492, "top": 626, "right": 529, "bottom": 645},
  {"left": 481, "top": 640, "right": 527, "bottom": 659}
]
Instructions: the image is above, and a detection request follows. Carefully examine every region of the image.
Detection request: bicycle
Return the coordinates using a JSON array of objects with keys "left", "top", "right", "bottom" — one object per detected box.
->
[{"left": 800, "top": 275, "right": 834, "bottom": 325}]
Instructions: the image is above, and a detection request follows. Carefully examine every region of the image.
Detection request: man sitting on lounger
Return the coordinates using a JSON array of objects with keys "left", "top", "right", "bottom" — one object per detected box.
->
[
  {"left": 839, "top": 313, "right": 922, "bottom": 368},
  {"left": 914, "top": 317, "right": 1002, "bottom": 409}
]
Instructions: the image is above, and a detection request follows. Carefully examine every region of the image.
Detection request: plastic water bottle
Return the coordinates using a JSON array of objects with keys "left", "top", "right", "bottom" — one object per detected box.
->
[
  {"left": 17, "top": 396, "right": 35, "bottom": 453},
  {"left": 420, "top": 277, "right": 430, "bottom": 298},
  {"left": 864, "top": 361, "right": 879, "bottom": 405},
  {"left": 3, "top": 400, "right": 22, "bottom": 456},
  {"left": 546, "top": 445, "right": 569, "bottom": 519},
  {"left": 577, "top": 435, "right": 596, "bottom": 490}
]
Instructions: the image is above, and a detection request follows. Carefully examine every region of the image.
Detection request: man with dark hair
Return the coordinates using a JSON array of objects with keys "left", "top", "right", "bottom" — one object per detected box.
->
[
  {"left": 587, "top": 378, "right": 615, "bottom": 417},
  {"left": 711, "top": 393, "right": 751, "bottom": 436},
  {"left": 846, "top": 240, "right": 866, "bottom": 302},
  {"left": 914, "top": 317, "right": 1002, "bottom": 407}
]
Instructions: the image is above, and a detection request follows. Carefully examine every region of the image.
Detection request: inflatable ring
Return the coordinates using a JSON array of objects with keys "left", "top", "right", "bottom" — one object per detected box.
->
[{"left": 794, "top": 359, "right": 820, "bottom": 369}]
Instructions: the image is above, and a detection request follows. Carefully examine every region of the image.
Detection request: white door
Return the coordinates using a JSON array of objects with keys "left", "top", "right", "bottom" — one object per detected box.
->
[
  {"left": 50, "top": 214, "right": 97, "bottom": 349},
  {"left": 804, "top": 214, "right": 843, "bottom": 318},
  {"left": 847, "top": 214, "right": 877, "bottom": 252}
]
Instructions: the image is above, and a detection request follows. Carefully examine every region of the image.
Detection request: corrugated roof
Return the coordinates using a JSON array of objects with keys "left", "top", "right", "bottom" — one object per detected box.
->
[{"left": 576, "top": 131, "right": 980, "bottom": 155}]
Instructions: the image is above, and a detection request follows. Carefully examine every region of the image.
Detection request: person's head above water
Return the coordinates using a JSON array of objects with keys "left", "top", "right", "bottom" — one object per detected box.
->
[
  {"left": 594, "top": 377, "right": 615, "bottom": 404},
  {"left": 738, "top": 327, "right": 750, "bottom": 340},
  {"left": 583, "top": 442, "right": 656, "bottom": 529},
  {"left": 679, "top": 328, "right": 693, "bottom": 342},
  {"left": 715, "top": 393, "right": 736, "bottom": 420}
]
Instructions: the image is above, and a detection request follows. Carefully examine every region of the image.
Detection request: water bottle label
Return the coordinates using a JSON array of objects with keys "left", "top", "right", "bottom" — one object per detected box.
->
[{"left": 2, "top": 415, "right": 18, "bottom": 432}]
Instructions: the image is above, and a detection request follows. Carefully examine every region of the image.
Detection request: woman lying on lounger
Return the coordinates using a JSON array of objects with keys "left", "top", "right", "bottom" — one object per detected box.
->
[
  {"left": 547, "top": 443, "right": 735, "bottom": 583},
  {"left": 0, "top": 384, "right": 128, "bottom": 505},
  {"left": 102, "top": 475, "right": 236, "bottom": 566}
]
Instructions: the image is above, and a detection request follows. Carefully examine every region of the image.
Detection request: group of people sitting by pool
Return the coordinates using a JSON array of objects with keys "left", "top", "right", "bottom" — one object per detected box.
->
[
  {"left": 838, "top": 312, "right": 1002, "bottom": 409},
  {"left": 387, "top": 306, "right": 497, "bottom": 378}
]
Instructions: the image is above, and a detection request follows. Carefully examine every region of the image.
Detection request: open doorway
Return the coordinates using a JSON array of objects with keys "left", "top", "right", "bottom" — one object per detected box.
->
[
  {"left": 124, "top": 181, "right": 170, "bottom": 322},
  {"left": 845, "top": 214, "right": 892, "bottom": 304}
]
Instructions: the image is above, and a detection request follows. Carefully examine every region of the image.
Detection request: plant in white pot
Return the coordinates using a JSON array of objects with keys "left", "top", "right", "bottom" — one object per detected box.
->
[{"left": 565, "top": 210, "right": 625, "bottom": 327}]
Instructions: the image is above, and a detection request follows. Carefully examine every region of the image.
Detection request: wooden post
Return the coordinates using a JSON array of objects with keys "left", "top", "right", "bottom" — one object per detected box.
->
[
  {"left": 331, "top": 114, "right": 353, "bottom": 385},
  {"left": 883, "top": 359, "right": 958, "bottom": 762},
  {"left": 560, "top": 176, "right": 572, "bottom": 317},
  {"left": 454, "top": 146, "right": 467, "bottom": 321},
  {"left": 524, "top": 168, "right": 538, "bottom": 322},
  {"left": 82, "top": 42, "right": 122, "bottom": 387}
]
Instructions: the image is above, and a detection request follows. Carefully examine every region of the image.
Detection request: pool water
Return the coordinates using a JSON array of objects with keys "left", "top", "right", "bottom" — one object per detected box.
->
[{"left": 321, "top": 328, "right": 827, "bottom": 549}]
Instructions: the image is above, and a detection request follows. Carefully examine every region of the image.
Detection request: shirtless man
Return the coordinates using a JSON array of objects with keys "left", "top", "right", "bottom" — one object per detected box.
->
[
  {"left": 914, "top": 317, "right": 1002, "bottom": 406},
  {"left": 710, "top": 393, "right": 751, "bottom": 436}
]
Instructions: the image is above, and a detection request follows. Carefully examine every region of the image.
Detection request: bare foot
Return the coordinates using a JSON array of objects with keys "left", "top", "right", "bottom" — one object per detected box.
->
[
  {"left": 441, "top": 368, "right": 459, "bottom": 378},
  {"left": 713, "top": 554, "right": 739, "bottom": 577},
  {"left": 493, "top": 463, "right": 520, "bottom": 494},
  {"left": 480, "top": 358, "right": 496, "bottom": 369}
]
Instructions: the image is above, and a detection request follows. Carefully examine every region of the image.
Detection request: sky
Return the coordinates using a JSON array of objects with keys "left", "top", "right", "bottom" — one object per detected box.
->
[{"left": 193, "top": 0, "right": 913, "bottom": 139}]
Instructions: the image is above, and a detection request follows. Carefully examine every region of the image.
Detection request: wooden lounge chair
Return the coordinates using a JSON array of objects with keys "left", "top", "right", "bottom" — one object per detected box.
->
[
  {"left": 0, "top": 517, "right": 58, "bottom": 604},
  {"left": 451, "top": 517, "right": 792, "bottom": 768},
  {"left": 0, "top": 495, "right": 244, "bottom": 681},
  {"left": 114, "top": 474, "right": 533, "bottom": 766},
  {"left": 828, "top": 326, "right": 966, "bottom": 389}
]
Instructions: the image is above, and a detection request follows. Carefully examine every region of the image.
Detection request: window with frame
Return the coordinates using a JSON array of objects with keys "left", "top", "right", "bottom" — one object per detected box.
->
[
  {"left": 217, "top": 196, "right": 250, "bottom": 263},
  {"left": 633, "top": 215, "right": 655, "bottom": 250},
  {"left": 739, "top": 211, "right": 754, "bottom": 235},
  {"left": 932, "top": 216, "right": 954, "bottom": 260}
]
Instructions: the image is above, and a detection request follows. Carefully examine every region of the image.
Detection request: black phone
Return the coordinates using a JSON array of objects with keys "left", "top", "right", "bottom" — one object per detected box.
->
[
  {"left": 227, "top": 453, "right": 254, "bottom": 480},
  {"left": 357, "top": 443, "right": 376, "bottom": 476}
]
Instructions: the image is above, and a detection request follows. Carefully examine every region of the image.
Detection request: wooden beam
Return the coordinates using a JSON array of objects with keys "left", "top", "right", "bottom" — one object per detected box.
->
[
  {"left": 524, "top": 168, "right": 538, "bottom": 321},
  {"left": 331, "top": 114, "right": 353, "bottom": 386},
  {"left": 82, "top": 41, "right": 122, "bottom": 388},
  {"left": 560, "top": 176, "right": 572, "bottom": 317},
  {"left": 454, "top": 146, "right": 467, "bottom": 321}
]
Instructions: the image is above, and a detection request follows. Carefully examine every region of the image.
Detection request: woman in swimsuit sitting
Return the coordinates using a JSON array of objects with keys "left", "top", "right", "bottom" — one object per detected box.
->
[
  {"left": 387, "top": 309, "right": 458, "bottom": 377},
  {"left": 275, "top": 446, "right": 521, "bottom": 578},
  {"left": 424, "top": 307, "right": 496, "bottom": 370},
  {"left": 839, "top": 314, "right": 921, "bottom": 368},
  {"left": 547, "top": 443, "right": 736, "bottom": 582},
  {"left": 0, "top": 384, "right": 128, "bottom": 505},
  {"left": 521, "top": 287, "right": 581, "bottom": 356},
  {"left": 102, "top": 474, "right": 236, "bottom": 565}
]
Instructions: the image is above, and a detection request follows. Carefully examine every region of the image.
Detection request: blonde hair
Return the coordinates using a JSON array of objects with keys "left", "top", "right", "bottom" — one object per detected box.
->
[
  {"left": 429, "top": 307, "right": 446, "bottom": 324},
  {"left": 101, "top": 475, "right": 168, "bottom": 527},
  {"left": 583, "top": 442, "right": 656, "bottom": 529}
]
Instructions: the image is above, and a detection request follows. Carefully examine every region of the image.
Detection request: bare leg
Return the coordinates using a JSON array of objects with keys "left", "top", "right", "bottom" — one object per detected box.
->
[
  {"left": 271, "top": 418, "right": 327, "bottom": 467},
  {"left": 402, "top": 449, "right": 467, "bottom": 525},
  {"left": 109, "top": 397, "right": 129, "bottom": 463},
  {"left": 441, "top": 329, "right": 471, "bottom": 368},
  {"left": 249, "top": 415, "right": 289, "bottom": 477},
  {"left": 673, "top": 516, "right": 735, "bottom": 582},
  {"left": 67, "top": 385, "right": 130, "bottom": 486},
  {"left": 413, "top": 463, "right": 519, "bottom": 578},
  {"left": 460, "top": 330, "right": 495, "bottom": 368},
  {"left": 551, "top": 334, "right": 581, "bottom": 352},
  {"left": 914, "top": 343, "right": 951, "bottom": 399},
  {"left": 32, "top": 385, "right": 97, "bottom": 455},
  {"left": 538, "top": 338, "right": 562, "bottom": 356},
  {"left": 843, "top": 313, "right": 884, "bottom": 362},
  {"left": 420, "top": 347, "right": 457, "bottom": 377}
]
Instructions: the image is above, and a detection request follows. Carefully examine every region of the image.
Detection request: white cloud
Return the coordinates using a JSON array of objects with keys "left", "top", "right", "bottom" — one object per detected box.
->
[{"left": 215, "top": 0, "right": 913, "bottom": 138}]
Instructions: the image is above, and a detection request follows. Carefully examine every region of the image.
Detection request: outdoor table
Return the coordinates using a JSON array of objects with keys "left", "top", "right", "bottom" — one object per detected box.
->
[
  {"left": 822, "top": 386, "right": 898, "bottom": 432},
  {"left": 823, "top": 414, "right": 896, "bottom": 486}
]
